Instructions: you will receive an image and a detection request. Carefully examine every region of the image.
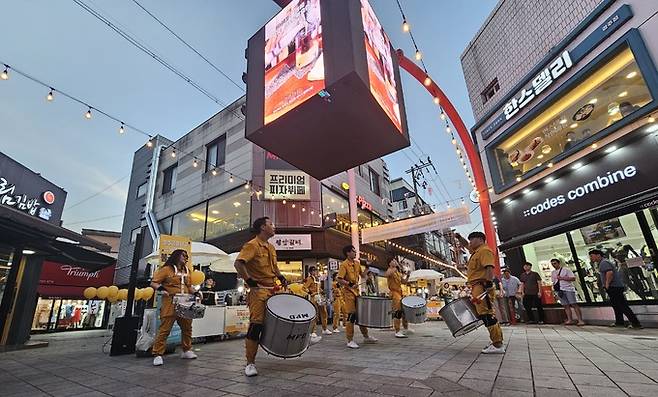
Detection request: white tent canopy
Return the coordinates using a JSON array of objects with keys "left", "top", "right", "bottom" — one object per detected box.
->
[
  {"left": 209, "top": 252, "right": 240, "bottom": 273},
  {"left": 442, "top": 276, "right": 467, "bottom": 285},
  {"left": 408, "top": 269, "right": 444, "bottom": 282},
  {"left": 142, "top": 241, "right": 229, "bottom": 266}
]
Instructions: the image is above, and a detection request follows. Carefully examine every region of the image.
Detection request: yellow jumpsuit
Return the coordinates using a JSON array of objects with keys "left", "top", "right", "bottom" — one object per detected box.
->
[
  {"left": 467, "top": 245, "right": 503, "bottom": 345},
  {"left": 387, "top": 270, "right": 408, "bottom": 332},
  {"left": 152, "top": 265, "right": 193, "bottom": 356},
  {"left": 304, "top": 275, "right": 328, "bottom": 333},
  {"left": 237, "top": 237, "right": 281, "bottom": 364},
  {"left": 337, "top": 258, "right": 369, "bottom": 341},
  {"left": 332, "top": 280, "right": 345, "bottom": 329}
]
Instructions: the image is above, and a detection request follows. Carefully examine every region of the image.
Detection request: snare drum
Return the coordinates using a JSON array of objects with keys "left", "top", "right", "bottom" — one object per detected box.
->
[
  {"left": 260, "top": 293, "right": 317, "bottom": 358},
  {"left": 401, "top": 296, "right": 427, "bottom": 324},
  {"left": 438, "top": 297, "right": 483, "bottom": 337},
  {"left": 173, "top": 294, "right": 206, "bottom": 319},
  {"left": 356, "top": 296, "right": 392, "bottom": 328}
]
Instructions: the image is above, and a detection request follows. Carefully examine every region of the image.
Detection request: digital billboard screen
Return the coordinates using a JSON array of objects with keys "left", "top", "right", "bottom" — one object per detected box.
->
[
  {"left": 264, "top": 0, "right": 325, "bottom": 125},
  {"left": 360, "top": 0, "right": 402, "bottom": 132}
]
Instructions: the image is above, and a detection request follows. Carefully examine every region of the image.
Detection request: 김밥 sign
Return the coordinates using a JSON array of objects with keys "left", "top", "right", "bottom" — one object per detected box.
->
[
  {"left": 0, "top": 175, "right": 56, "bottom": 221},
  {"left": 264, "top": 169, "right": 310, "bottom": 201},
  {"left": 270, "top": 234, "right": 312, "bottom": 251},
  {"left": 264, "top": 0, "right": 324, "bottom": 124},
  {"left": 360, "top": 0, "right": 402, "bottom": 131}
]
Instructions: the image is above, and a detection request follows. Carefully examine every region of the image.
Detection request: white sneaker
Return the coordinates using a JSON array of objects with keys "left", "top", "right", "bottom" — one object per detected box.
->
[
  {"left": 180, "top": 350, "right": 197, "bottom": 359},
  {"left": 347, "top": 340, "right": 360, "bottom": 349},
  {"left": 481, "top": 344, "right": 506, "bottom": 354},
  {"left": 363, "top": 335, "right": 378, "bottom": 344},
  {"left": 152, "top": 356, "right": 163, "bottom": 366},
  {"left": 245, "top": 363, "right": 258, "bottom": 377},
  {"left": 395, "top": 331, "right": 408, "bottom": 338},
  {"left": 333, "top": 328, "right": 340, "bottom": 333},
  {"left": 310, "top": 334, "right": 322, "bottom": 345},
  {"left": 404, "top": 327, "right": 414, "bottom": 334},
  {"left": 322, "top": 329, "right": 332, "bottom": 335}
]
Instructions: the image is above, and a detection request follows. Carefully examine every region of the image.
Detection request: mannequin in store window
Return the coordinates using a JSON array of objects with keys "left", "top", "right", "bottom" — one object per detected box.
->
[{"left": 612, "top": 243, "right": 649, "bottom": 300}]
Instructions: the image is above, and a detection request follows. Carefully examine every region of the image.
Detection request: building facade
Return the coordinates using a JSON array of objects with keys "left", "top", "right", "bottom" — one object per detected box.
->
[
  {"left": 116, "top": 97, "right": 403, "bottom": 287},
  {"left": 463, "top": 0, "right": 658, "bottom": 325}
]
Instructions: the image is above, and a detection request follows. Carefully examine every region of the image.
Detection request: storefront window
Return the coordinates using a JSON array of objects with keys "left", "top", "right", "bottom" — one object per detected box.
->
[
  {"left": 491, "top": 46, "right": 653, "bottom": 187},
  {"left": 32, "top": 298, "right": 106, "bottom": 331},
  {"left": 157, "top": 216, "right": 172, "bottom": 235},
  {"left": 172, "top": 203, "right": 207, "bottom": 242},
  {"left": 522, "top": 234, "right": 587, "bottom": 302},
  {"left": 205, "top": 189, "right": 251, "bottom": 240},
  {"left": 0, "top": 244, "right": 14, "bottom": 305},
  {"left": 278, "top": 261, "right": 303, "bottom": 283},
  {"left": 357, "top": 208, "right": 372, "bottom": 228},
  {"left": 571, "top": 213, "right": 658, "bottom": 302},
  {"left": 322, "top": 187, "right": 349, "bottom": 218}
]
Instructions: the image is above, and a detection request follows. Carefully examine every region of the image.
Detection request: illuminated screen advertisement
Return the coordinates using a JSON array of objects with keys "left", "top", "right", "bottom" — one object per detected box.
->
[
  {"left": 360, "top": 0, "right": 402, "bottom": 132},
  {"left": 264, "top": 0, "right": 325, "bottom": 125}
]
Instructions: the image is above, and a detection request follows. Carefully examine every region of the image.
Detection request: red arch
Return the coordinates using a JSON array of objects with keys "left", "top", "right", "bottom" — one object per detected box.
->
[{"left": 396, "top": 49, "right": 500, "bottom": 274}]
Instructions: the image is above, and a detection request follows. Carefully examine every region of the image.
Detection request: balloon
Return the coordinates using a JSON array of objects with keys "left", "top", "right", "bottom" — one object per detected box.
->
[
  {"left": 142, "top": 287, "right": 154, "bottom": 300},
  {"left": 96, "top": 286, "right": 109, "bottom": 300},
  {"left": 108, "top": 285, "right": 119, "bottom": 298},
  {"left": 118, "top": 289, "right": 128, "bottom": 300},
  {"left": 108, "top": 295, "right": 118, "bottom": 303},
  {"left": 134, "top": 288, "right": 143, "bottom": 301},
  {"left": 190, "top": 270, "right": 205, "bottom": 285},
  {"left": 83, "top": 287, "right": 97, "bottom": 300}
]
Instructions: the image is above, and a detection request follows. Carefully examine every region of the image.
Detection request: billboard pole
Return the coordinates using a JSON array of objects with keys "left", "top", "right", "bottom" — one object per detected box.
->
[{"left": 347, "top": 168, "right": 360, "bottom": 261}]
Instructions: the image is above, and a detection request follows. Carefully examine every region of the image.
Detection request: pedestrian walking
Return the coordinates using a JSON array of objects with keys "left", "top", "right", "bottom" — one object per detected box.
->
[
  {"left": 500, "top": 268, "right": 521, "bottom": 325},
  {"left": 589, "top": 249, "right": 642, "bottom": 329},
  {"left": 520, "top": 262, "right": 545, "bottom": 324},
  {"left": 550, "top": 258, "right": 585, "bottom": 326}
]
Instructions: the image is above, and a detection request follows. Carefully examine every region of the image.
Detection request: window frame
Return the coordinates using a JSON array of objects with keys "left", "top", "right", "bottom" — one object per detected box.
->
[
  {"left": 485, "top": 30, "right": 658, "bottom": 194},
  {"left": 162, "top": 164, "right": 178, "bottom": 194},
  {"left": 481, "top": 77, "right": 500, "bottom": 104},
  {"left": 205, "top": 134, "right": 227, "bottom": 172},
  {"left": 130, "top": 227, "right": 140, "bottom": 244},
  {"left": 136, "top": 182, "right": 148, "bottom": 199},
  {"left": 368, "top": 167, "right": 381, "bottom": 196}
]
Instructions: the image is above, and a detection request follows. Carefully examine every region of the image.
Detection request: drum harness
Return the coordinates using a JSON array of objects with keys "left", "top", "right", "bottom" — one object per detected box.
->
[
  {"left": 245, "top": 282, "right": 286, "bottom": 341},
  {"left": 470, "top": 280, "right": 498, "bottom": 327}
]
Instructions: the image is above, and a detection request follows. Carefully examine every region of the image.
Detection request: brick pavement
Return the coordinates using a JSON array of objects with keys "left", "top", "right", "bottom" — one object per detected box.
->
[{"left": 2, "top": 323, "right": 658, "bottom": 396}]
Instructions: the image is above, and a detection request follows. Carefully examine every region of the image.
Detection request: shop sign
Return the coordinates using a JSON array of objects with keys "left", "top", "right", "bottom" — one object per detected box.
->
[
  {"left": 39, "top": 261, "right": 115, "bottom": 288},
  {"left": 356, "top": 195, "right": 373, "bottom": 211},
  {"left": 0, "top": 176, "right": 57, "bottom": 221},
  {"left": 271, "top": 234, "right": 312, "bottom": 251},
  {"left": 329, "top": 258, "right": 339, "bottom": 271},
  {"left": 361, "top": 207, "right": 470, "bottom": 244},
  {"left": 159, "top": 234, "right": 192, "bottom": 270},
  {"left": 480, "top": 5, "right": 633, "bottom": 140},
  {"left": 493, "top": 132, "right": 658, "bottom": 243},
  {"left": 264, "top": 169, "right": 310, "bottom": 201}
]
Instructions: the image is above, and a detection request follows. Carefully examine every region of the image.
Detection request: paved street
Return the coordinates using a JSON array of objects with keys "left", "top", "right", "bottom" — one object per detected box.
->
[{"left": 3, "top": 322, "right": 658, "bottom": 397}]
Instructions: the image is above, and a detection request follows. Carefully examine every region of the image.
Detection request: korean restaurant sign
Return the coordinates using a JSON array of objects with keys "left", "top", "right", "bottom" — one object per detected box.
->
[
  {"left": 356, "top": 195, "right": 373, "bottom": 211},
  {"left": 0, "top": 152, "right": 66, "bottom": 224},
  {"left": 271, "top": 234, "right": 312, "bottom": 251},
  {"left": 480, "top": 5, "right": 633, "bottom": 140},
  {"left": 264, "top": 169, "right": 311, "bottom": 201}
]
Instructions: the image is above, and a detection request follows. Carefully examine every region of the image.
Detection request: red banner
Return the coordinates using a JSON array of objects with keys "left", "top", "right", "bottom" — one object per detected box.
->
[{"left": 39, "top": 261, "right": 115, "bottom": 288}]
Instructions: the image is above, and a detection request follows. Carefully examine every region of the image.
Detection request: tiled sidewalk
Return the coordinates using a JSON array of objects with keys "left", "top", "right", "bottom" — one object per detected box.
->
[{"left": 2, "top": 322, "right": 658, "bottom": 396}]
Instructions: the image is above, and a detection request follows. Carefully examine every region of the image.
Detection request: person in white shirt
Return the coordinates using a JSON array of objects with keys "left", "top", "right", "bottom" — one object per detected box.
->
[
  {"left": 500, "top": 269, "right": 521, "bottom": 325},
  {"left": 550, "top": 258, "right": 585, "bottom": 326}
]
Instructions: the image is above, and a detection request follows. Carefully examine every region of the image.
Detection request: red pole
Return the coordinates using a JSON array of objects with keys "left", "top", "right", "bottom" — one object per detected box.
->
[{"left": 396, "top": 49, "right": 500, "bottom": 276}]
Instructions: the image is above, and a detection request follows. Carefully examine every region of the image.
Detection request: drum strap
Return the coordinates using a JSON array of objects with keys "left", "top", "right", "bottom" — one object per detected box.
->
[
  {"left": 394, "top": 310, "right": 404, "bottom": 319},
  {"left": 347, "top": 312, "right": 357, "bottom": 323}
]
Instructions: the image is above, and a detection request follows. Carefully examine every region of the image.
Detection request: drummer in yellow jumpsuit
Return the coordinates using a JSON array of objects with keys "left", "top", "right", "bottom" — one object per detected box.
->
[
  {"left": 384, "top": 257, "right": 412, "bottom": 338},
  {"left": 234, "top": 217, "right": 288, "bottom": 377},
  {"left": 331, "top": 272, "right": 345, "bottom": 332},
  {"left": 304, "top": 266, "right": 331, "bottom": 342},
  {"left": 337, "top": 245, "right": 378, "bottom": 349},
  {"left": 457, "top": 231, "right": 505, "bottom": 354},
  {"left": 150, "top": 249, "right": 197, "bottom": 366}
]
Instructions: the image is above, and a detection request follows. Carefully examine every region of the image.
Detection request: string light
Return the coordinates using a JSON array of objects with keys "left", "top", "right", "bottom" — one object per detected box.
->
[
  {"left": 291, "top": 203, "right": 296, "bottom": 208},
  {"left": 423, "top": 77, "right": 432, "bottom": 86},
  {"left": 46, "top": 89, "right": 54, "bottom": 102},
  {"left": 244, "top": 182, "right": 250, "bottom": 189},
  {"left": 415, "top": 50, "right": 422, "bottom": 61},
  {"left": 171, "top": 150, "right": 176, "bottom": 158},
  {"left": 282, "top": 199, "right": 287, "bottom": 205},
  {"left": 84, "top": 107, "right": 92, "bottom": 119},
  {"left": 119, "top": 123, "right": 125, "bottom": 134},
  {"left": 229, "top": 175, "right": 234, "bottom": 183},
  {"left": 402, "top": 20, "right": 410, "bottom": 32},
  {"left": 146, "top": 139, "right": 154, "bottom": 148},
  {"left": 1, "top": 65, "right": 8, "bottom": 80}
]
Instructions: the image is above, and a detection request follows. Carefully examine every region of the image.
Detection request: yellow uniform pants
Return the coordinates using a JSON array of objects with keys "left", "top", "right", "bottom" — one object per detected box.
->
[
  {"left": 391, "top": 291, "right": 408, "bottom": 332},
  {"left": 332, "top": 296, "right": 345, "bottom": 329},
  {"left": 343, "top": 291, "right": 368, "bottom": 341},
  {"left": 311, "top": 299, "right": 328, "bottom": 333},
  {"left": 245, "top": 288, "right": 274, "bottom": 364},
  {"left": 471, "top": 283, "right": 503, "bottom": 345},
  {"left": 152, "top": 316, "right": 193, "bottom": 356}
]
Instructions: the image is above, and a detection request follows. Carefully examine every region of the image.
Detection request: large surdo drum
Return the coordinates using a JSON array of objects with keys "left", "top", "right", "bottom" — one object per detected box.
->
[
  {"left": 401, "top": 296, "right": 427, "bottom": 324},
  {"left": 356, "top": 296, "right": 392, "bottom": 328},
  {"left": 439, "top": 297, "right": 484, "bottom": 337},
  {"left": 260, "top": 293, "right": 317, "bottom": 358}
]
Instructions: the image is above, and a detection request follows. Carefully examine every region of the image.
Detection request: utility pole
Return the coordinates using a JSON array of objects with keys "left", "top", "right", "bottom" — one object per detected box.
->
[{"left": 405, "top": 156, "right": 437, "bottom": 213}]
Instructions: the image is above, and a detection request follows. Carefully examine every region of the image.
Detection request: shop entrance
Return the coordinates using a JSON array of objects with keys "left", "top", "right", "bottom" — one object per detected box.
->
[{"left": 31, "top": 298, "right": 107, "bottom": 333}]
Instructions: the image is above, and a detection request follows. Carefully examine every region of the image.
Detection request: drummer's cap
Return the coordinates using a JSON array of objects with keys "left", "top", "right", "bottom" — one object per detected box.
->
[{"left": 467, "top": 231, "right": 486, "bottom": 241}]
